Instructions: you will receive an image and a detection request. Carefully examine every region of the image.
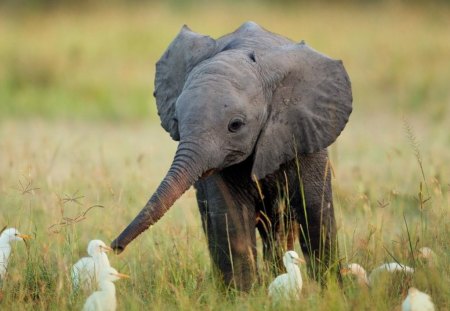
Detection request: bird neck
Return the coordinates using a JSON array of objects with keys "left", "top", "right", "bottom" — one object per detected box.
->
[
  {"left": 95, "top": 281, "right": 117, "bottom": 311},
  {"left": 0, "top": 242, "right": 11, "bottom": 259},
  {"left": 94, "top": 252, "right": 110, "bottom": 266},
  {"left": 286, "top": 263, "right": 302, "bottom": 284},
  {"left": 0, "top": 236, "right": 12, "bottom": 247},
  {"left": 99, "top": 280, "right": 116, "bottom": 296}
]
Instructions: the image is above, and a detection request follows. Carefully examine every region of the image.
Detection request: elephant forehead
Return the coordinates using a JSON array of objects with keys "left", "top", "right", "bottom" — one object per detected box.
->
[
  {"left": 185, "top": 52, "right": 260, "bottom": 91},
  {"left": 176, "top": 87, "right": 244, "bottom": 114}
]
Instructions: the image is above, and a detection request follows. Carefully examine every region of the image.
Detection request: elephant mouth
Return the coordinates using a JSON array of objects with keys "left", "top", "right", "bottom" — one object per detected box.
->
[
  {"left": 223, "top": 149, "right": 248, "bottom": 167},
  {"left": 201, "top": 169, "right": 216, "bottom": 178}
]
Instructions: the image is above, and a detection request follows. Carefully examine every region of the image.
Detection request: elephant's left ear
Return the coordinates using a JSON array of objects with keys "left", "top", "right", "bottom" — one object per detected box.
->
[
  {"left": 252, "top": 42, "right": 352, "bottom": 180},
  {"left": 154, "top": 25, "right": 217, "bottom": 141}
]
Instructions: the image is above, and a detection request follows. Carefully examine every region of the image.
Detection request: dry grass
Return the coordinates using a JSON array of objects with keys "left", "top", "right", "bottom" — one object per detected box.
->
[
  {"left": 0, "top": 116, "right": 448, "bottom": 310},
  {"left": 0, "top": 2, "right": 449, "bottom": 310}
]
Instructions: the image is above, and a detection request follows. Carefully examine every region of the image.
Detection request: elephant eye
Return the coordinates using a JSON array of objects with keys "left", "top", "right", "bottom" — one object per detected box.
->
[{"left": 228, "top": 117, "right": 245, "bottom": 133}]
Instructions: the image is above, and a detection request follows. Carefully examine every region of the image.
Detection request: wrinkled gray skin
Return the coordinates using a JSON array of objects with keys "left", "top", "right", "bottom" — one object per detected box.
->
[{"left": 111, "top": 22, "right": 352, "bottom": 291}]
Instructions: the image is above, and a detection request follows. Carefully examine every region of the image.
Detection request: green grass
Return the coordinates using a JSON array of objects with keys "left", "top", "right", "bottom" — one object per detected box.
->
[{"left": 0, "top": 2, "right": 449, "bottom": 310}]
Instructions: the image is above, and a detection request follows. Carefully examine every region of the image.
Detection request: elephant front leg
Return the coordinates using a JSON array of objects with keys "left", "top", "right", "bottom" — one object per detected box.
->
[{"left": 195, "top": 176, "right": 257, "bottom": 292}]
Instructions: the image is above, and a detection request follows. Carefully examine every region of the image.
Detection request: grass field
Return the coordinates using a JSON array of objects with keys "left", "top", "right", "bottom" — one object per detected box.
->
[{"left": 0, "top": 2, "right": 449, "bottom": 310}]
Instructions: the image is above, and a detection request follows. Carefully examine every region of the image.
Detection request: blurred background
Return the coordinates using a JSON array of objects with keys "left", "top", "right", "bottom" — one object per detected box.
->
[{"left": 1, "top": 0, "right": 449, "bottom": 122}]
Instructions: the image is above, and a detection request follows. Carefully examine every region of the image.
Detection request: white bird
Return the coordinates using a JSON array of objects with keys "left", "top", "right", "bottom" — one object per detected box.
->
[
  {"left": 341, "top": 262, "right": 414, "bottom": 287},
  {"left": 0, "top": 227, "right": 31, "bottom": 282},
  {"left": 83, "top": 266, "right": 129, "bottom": 311},
  {"left": 402, "top": 287, "right": 435, "bottom": 311},
  {"left": 268, "top": 250, "right": 305, "bottom": 302},
  {"left": 417, "top": 247, "right": 437, "bottom": 267},
  {"left": 369, "top": 262, "right": 414, "bottom": 284},
  {"left": 72, "top": 240, "right": 112, "bottom": 291},
  {"left": 340, "top": 263, "right": 370, "bottom": 287}
]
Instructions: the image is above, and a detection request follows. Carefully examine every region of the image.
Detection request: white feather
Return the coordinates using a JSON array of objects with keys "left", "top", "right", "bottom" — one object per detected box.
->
[
  {"left": 72, "top": 240, "right": 111, "bottom": 291},
  {"left": 268, "top": 251, "right": 303, "bottom": 302},
  {"left": 402, "top": 287, "right": 435, "bottom": 311},
  {"left": 369, "top": 262, "right": 414, "bottom": 284},
  {"left": 83, "top": 266, "right": 128, "bottom": 311},
  {"left": 342, "top": 262, "right": 414, "bottom": 287},
  {"left": 0, "top": 228, "right": 29, "bottom": 283},
  {"left": 417, "top": 247, "right": 437, "bottom": 267},
  {"left": 342, "top": 263, "right": 370, "bottom": 286}
]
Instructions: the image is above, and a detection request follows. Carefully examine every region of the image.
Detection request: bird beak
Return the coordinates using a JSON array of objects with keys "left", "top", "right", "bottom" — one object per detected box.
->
[
  {"left": 17, "top": 234, "right": 32, "bottom": 240},
  {"left": 340, "top": 268, "right": 351, "bottom": 275},
  {"left": 100, "top": 245, "right": 113, "bottom": 252},
  {"left": 115, "top": 273, "right": 130, "bottom": 279},
  {"left": 295, "top": 257, "right": 305, "bottom": 264}
]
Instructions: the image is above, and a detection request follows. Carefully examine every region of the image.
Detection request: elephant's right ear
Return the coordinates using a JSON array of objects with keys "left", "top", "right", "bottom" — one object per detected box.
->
[{"left": 154, "top": 26, "right": 217, "bottom": 141}]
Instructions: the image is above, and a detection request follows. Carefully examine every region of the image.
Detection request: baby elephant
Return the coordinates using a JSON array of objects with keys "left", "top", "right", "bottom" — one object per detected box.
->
[{"left": 112, "top": 21, "right": 352, "bottom": 291}]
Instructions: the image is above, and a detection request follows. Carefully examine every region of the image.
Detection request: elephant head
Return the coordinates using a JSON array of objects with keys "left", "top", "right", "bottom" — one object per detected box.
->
[{"left": 111, "top": 22, "right": 352, "bottom": 253}]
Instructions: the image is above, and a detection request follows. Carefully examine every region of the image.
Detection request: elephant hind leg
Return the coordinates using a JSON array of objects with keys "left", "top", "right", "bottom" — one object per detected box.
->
[
  {"left": 256, "top": 210, "right": 282, "bottom": 274},
  {"left": 295, "top": 156, "right": 341, "bottom": 285},
  {"left": 286, "top": 221, "right": 298, "bottom": 250},
  {"left": 256, "top": 208, "right": 298, "bottom": 275}
]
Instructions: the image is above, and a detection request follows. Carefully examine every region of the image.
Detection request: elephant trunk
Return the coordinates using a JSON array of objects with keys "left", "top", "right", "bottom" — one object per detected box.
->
[{"left": 111, "top": 142, "right": 204, "bottom": 253}]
